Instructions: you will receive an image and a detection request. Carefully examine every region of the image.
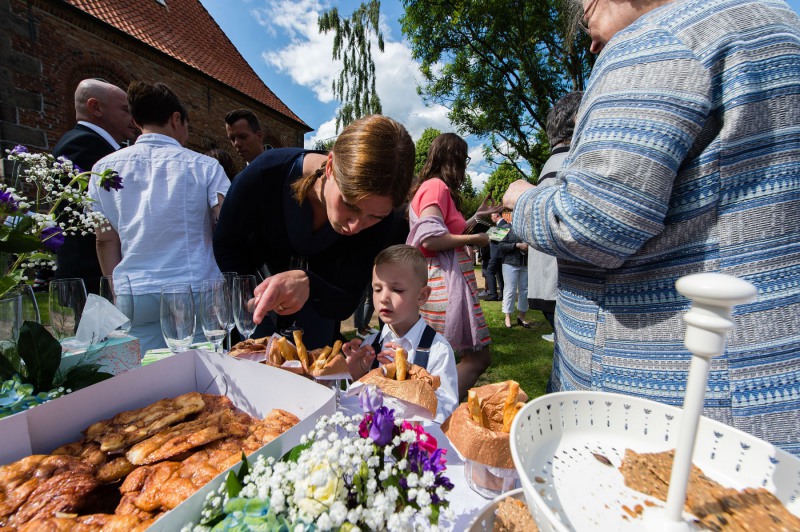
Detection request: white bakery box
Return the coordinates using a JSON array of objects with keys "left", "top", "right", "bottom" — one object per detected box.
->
[{"left": 0, "top": 349, "right": 336, "bottom": 529}]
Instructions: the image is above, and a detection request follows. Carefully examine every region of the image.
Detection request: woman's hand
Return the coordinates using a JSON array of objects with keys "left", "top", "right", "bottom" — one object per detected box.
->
[
  {"left": 252, "top": 270, "right": 310, "bottom": 324},
  {"left": 343, "top": 338, "right": 376, "bottom": 379},
  {"left": 471, "top": 232, "right": 490, "bottom": 248},
  {"left": 503, "top": 179, "right": 535, "bottom": 210},
  {"left": 475, "top": 196, "right": 504, "bottom": 218}
]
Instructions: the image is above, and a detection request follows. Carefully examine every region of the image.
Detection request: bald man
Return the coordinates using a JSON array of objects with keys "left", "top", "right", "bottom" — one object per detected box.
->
[{"left": 53, "top": 79, "right": 138, "bottom": 294}]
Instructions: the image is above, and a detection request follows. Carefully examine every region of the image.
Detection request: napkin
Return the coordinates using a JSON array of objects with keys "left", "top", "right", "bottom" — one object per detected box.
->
[{"left": 63, "top": 294, "right": 129, "bottom": 349}]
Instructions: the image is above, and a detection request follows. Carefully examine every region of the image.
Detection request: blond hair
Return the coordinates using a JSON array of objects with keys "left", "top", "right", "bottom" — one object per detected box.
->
[
  {"left": 292, "top": 115, "right": 415, "bottom": 208},
  {"left": 374, "top": 244, "right": 428, "bottom": 286}
]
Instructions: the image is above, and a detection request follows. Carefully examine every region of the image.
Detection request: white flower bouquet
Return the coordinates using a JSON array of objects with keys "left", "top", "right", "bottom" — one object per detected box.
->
[
  {"left": 188, "top": 386, "right": 454, "bottom": 531},
  {"left": 0, "top": 145, "right": 121, "bottom": 298}
]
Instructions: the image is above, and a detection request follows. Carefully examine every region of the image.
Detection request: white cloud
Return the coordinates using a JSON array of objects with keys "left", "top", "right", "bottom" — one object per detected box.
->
[{"left": 252, "top": 0, "right": 454, "bottom": 142}]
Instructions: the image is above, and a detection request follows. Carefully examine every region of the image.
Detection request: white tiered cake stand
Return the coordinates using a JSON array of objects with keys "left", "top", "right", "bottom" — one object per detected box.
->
[{"left": 510, "top": 273, "right": 800, "bottom": 531}]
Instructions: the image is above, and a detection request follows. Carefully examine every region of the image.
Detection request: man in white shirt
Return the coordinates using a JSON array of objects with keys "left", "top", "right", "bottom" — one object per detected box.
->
[{"left": 89, "top": 81, "right": 230, "bottom": 354}]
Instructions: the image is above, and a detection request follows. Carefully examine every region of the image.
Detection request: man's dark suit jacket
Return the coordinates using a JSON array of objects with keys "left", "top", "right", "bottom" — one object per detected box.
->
[{"left": 52, "top": 124, "right": 117, "bottom": 294}]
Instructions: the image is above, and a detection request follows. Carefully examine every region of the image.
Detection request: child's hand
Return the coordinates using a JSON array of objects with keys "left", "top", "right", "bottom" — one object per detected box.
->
[
  {"left": 343, "top": 338, "right": 376, "bottom": 379},
  {"left": 377, "top": 341, "right": 403, "bottom": 365}
]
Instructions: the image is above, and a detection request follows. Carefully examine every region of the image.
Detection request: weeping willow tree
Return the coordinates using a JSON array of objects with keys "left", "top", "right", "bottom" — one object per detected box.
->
[{"left": 318, "top": 0, "right": 385, "bottom": 133}]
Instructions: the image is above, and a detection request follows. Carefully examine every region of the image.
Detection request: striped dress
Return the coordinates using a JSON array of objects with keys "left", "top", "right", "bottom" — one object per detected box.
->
[{"left": 512, "top": 0, "right": 800, "bottom": 454}]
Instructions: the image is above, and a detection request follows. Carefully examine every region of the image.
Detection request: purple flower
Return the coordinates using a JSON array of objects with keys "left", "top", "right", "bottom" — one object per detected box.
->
[
  {"left": 0, "top": 190, "right": 19, "bottom": 213},
  {"left": 40, "top": 226, "right": 64, "bottom": 252},
  {"left": 98, "top": 169, "right": 123, "bottom": 192},
  {"left": 359, "top": 384, "right": 384, "bottom": 414},
  {"left": 367, "top": 406, "right": 395, "bottom": 446},
  {"left": 10, "top": 145, "right": 28, "bottom": 156}
]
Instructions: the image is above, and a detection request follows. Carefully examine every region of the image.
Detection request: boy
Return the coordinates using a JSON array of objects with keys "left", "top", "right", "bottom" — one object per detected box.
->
[{"left": 343, "top": 245, "right": 458, "bottom": 422}]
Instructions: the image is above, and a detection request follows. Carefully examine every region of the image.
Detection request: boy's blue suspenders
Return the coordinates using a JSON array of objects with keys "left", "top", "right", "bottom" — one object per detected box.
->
[{"left": 370, "top": 325, "right": 436, "bottom": 370}]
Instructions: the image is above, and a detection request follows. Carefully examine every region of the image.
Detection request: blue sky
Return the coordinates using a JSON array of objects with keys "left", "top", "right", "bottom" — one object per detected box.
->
[{"left": 199, "top": 0, "right": 800, "bottom": 188}]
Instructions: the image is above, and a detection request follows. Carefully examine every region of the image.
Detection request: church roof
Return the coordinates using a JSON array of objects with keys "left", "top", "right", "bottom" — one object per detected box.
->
[{"left": 63, "top": 0, "right": 310, "bottom": 130}]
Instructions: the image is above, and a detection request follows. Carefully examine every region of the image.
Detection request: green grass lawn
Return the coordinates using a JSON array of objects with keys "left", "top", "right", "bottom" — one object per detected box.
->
[{"left": 474, "top": 298, "right": 553, "bottom": 399}]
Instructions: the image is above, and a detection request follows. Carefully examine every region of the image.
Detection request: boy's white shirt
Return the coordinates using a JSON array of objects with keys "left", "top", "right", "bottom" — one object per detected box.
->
[{"left": 363, "top": 317, "right": 458, "bottom": 423}]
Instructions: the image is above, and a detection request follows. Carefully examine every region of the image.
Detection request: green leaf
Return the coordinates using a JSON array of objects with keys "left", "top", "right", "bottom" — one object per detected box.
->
[
  {"left": 58, "top": 364, "right": 112, "bottom": 391},
  {"left": 225, "top": 469, "right": 243, "bottom": 498},
  {"left": 0, "top": 227, "right": 43, "bottom": 253},
  {"left": 237, "top": 452, "right": 250, "bottom": 483},
  {"left": 0, "top": 351, "right": 19, "bottom": 381},
  {"left": 0, "top": 273, "right": 25, "bottom": 300},
  {"left": 16, "top": 321, "right": 62, "bottom": 393},
  {"left": 281, "top": 440, "right": 312, "bottom": 463}
]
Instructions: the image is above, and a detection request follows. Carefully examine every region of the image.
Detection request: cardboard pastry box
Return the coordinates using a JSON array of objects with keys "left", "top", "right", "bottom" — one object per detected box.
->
[{"left": 0, "top": 349, "right": 336, "bottom": 529}]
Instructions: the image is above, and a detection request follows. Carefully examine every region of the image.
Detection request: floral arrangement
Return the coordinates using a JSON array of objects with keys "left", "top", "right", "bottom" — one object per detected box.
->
[
  {"left": 0, "top": 321, "right": 112, "bottom": 415},
  {"left": 0, "top": 145, "right": 122, "bottom": 299},
  {"left": 189, "top": 386, "right": 454, "bottom": 531},
  {"left": 0, "top": 374, "right": 66, "bottom": 419}
]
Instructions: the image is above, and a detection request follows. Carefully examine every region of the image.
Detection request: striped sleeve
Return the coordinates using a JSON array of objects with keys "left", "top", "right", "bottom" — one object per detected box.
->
[{"left": 513, "top": 30, "right": 712, "bottom": 269}]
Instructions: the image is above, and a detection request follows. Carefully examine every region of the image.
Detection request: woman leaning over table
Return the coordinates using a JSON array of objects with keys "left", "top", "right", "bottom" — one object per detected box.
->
[
  {"left": 407, "top": 133, "right": 502, "bottom": 400},
  {"left": 503, "top": 0, "right": 800, "bottom": 454},
  {"left": 213, "top": 115, "right": 415, "bottom": 350}
]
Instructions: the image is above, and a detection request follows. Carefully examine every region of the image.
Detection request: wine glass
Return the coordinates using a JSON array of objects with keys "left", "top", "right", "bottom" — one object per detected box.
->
[
  {"left": 99, "top": 275, "right": 134, "bottom": 336},
  {"left": 49, "top": 278, "right": 87, "bottom": 341},
  {"left": 160, "top": 283, "right": 196, "bottom": 354},
  {"left": 200, "top": 279, "right": 230, "bottom": 354},
  {"left": 221, "top": 272, "right": 237, "bottom": 352},
  {"left": 233, "top": 275, "right": 256, "bottom": 342},
  {"left": 0, "top": 292, "right": 22, "bottom": 348},
  {"left": 19, "top": 284, "right": 40, "bottom": 324}
]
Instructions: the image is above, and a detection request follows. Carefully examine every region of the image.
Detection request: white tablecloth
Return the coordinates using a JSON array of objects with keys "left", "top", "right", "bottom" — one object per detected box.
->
[{"left": 338, "top": 394, "right": 491, "bottom": 530}]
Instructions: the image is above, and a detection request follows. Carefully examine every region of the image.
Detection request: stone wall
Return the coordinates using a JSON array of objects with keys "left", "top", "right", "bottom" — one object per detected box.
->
[{"left": 0, "top": 0, "right": 308, "bottom": 176}]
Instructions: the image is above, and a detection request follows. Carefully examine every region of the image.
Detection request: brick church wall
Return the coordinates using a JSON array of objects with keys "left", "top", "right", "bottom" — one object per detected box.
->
[{"left": 0, "top": 0, "right": 308, "bottom": 177}]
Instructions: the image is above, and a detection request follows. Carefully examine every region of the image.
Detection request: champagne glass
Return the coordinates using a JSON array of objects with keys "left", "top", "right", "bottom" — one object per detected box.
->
[
  {"left": 49, "top": 278, "right": 87, "bottom": 340},
  {"left": 233, "top": 275, "right": 256, "bottom": 342},
  {"left": 160, "top": 283, "right": 195, "bottom": 354},
  {"left": 222, "top": 272, "right": 237, "bottom": 352},
  {"left": 99, "top": 275, "right": 134, "bottom": 336},
  {"left": 200, "top": 279, "right": 230, "bottom": 354}
]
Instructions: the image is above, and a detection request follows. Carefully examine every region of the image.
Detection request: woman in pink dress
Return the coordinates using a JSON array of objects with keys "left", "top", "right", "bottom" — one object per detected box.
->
[{"left": 407, "top": 133, "right": 498, "bottom": 398}]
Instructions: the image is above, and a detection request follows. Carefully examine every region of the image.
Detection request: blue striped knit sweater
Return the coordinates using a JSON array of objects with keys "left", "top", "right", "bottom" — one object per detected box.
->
[{"left": 513, "top": 0, "right": 800, "bottom": 454}]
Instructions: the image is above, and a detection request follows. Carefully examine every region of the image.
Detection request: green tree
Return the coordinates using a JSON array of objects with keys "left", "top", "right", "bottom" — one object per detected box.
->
[
  {"left": 312, "top": 137, "right": 337, "bottom": 151},
  {"left": 400, "top": 0, "right": 593, "bottom": 177},
  {"left": 484, "top": 162, "right": 530, "bottom": 203},
  {"left": 414, "top": 127, "right": 442, "bottom": 175},
  {"left": 319, "top": 1, "right": 384, "bottom": 133},
  {"left": 460, "top": 173, "right": 482, "bottom": 218}
]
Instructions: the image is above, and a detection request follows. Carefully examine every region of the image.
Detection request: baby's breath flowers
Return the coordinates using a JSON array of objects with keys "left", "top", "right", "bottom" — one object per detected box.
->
[
  {"left": 0, "top": 146, "right": 121, "bottom": 298},
  {"left": 189, "top": 386, "right": 453, "bottom": 531}
]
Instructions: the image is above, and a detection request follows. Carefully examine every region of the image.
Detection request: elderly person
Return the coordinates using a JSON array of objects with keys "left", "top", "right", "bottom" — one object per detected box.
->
[{"left": 504, "top": 0, "right": 800, "bottom": 455}]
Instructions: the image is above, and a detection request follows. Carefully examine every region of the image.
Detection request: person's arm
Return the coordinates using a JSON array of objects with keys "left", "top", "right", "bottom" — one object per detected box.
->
[
  {"left": 417, "top": 205, "right": 489, "bottom": 251},
  {"left": 212, "top": 193, "right": 224, "bottom": 223},
  {"left": 95, "top": 221, "right": 121, "bottom": 276},
  {"left": 429, "top": 338, "right": 458, "bottom": 423},
  {"left": 506, "top": 34, "right": 711, "bottom": 269}
]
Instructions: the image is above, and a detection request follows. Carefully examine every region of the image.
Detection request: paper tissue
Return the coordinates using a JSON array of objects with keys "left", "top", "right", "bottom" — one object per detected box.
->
[{"left": 60, "top": 294, "right": 141, "bottom": 375}]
